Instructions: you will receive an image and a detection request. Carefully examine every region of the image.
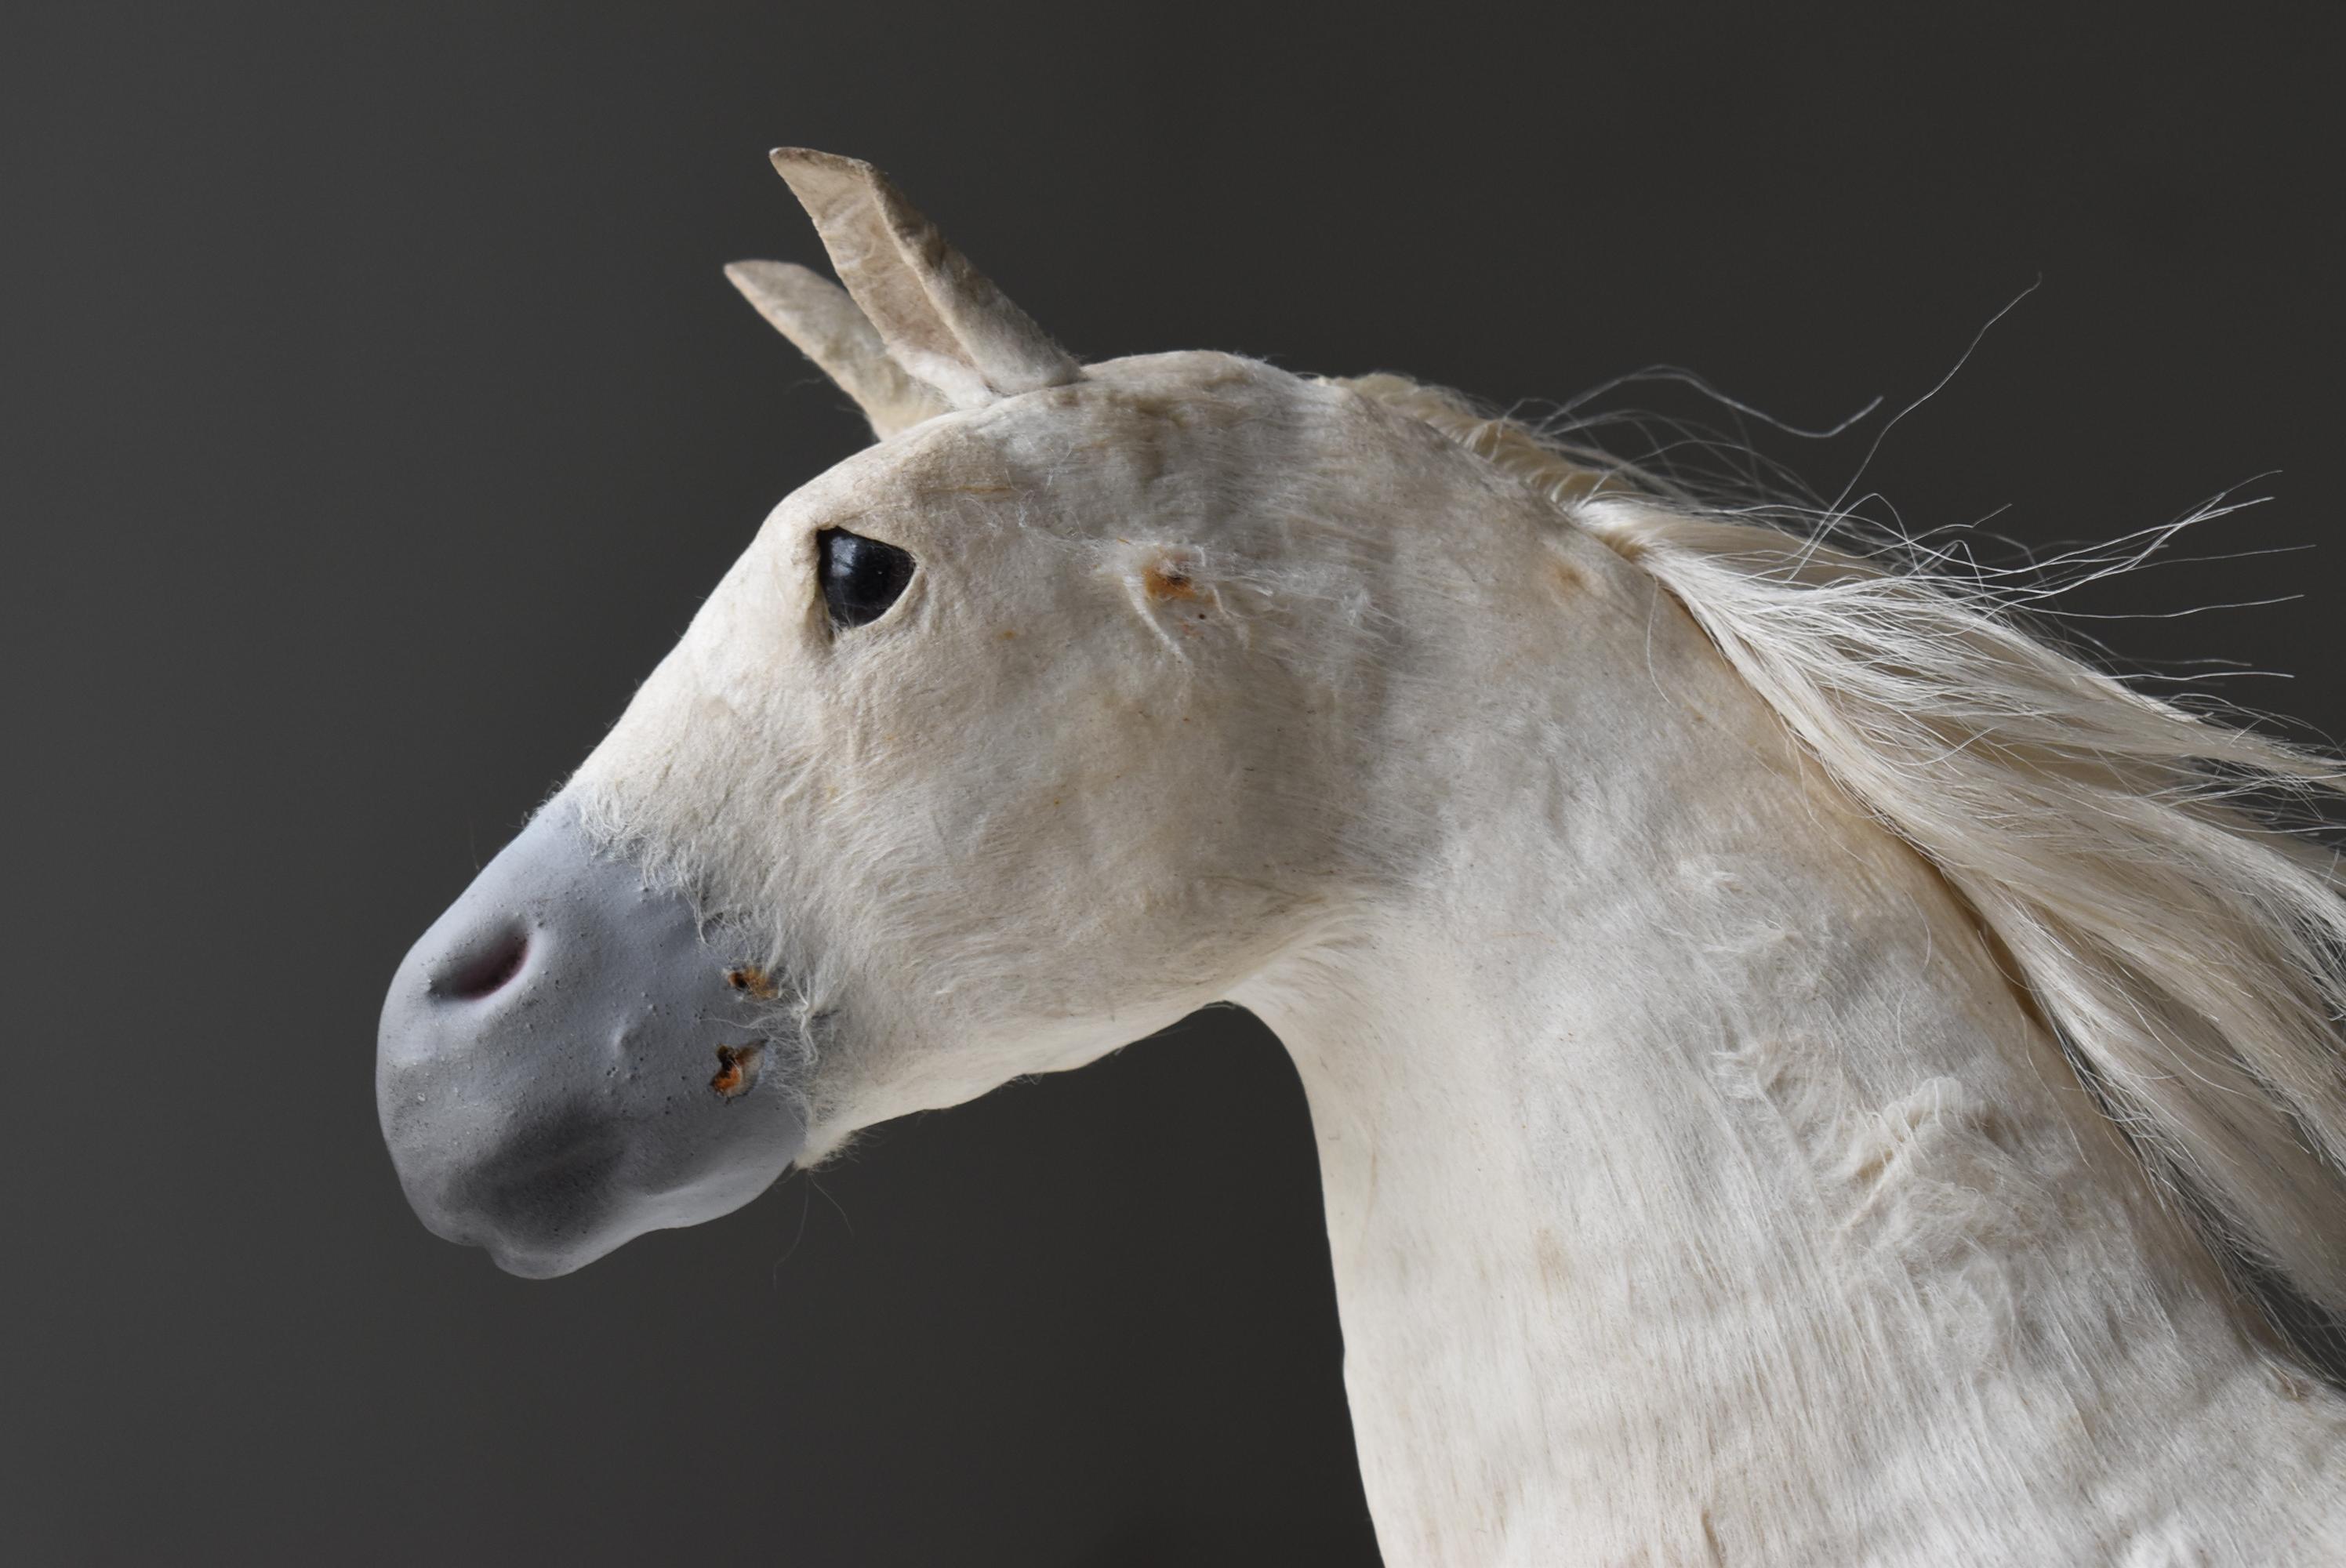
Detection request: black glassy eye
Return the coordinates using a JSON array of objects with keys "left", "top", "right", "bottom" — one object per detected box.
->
[{"left": 818, "top": 528, "right": 915, "bottom": 630}]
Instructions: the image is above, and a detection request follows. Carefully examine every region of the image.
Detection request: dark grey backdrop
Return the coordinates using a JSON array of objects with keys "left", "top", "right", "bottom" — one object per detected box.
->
[{"left": 9, "top": 3, "right": 2342, "bottom": 1563}]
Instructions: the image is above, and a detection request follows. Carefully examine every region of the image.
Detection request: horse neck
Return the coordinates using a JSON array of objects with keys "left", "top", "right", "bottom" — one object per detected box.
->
[{"left": 1233, "top": 527, "right": 2346, "bottom": 1566}]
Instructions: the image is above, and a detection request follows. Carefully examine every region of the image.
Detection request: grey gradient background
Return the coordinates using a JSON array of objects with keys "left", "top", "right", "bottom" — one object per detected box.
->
[{"left": 7, "top": 3, "right": 2343, "bottom": 1563}]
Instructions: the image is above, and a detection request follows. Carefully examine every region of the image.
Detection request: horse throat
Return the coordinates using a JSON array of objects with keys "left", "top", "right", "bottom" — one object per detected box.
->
[{"left": 1231, "top": 554, "right": 2346, "bottom": 1566}]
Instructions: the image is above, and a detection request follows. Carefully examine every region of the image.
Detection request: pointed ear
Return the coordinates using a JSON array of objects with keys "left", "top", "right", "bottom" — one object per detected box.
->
[
  {"left": 766, "top": 148, "right": 1080, "bottom": 409},
  {"left": 724, "top": 260, "right": 950, "bottom": 439}
]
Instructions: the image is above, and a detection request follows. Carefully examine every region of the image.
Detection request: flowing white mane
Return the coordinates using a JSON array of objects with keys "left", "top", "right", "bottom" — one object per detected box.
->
[{"left": 1339, "top": 371, "right": 2346, "bottom": 1345}]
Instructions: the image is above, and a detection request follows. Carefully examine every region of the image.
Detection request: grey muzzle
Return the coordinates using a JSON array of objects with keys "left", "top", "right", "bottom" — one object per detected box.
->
[{"left": 376, "top": 797, "right": 807, "bottom": 1277}]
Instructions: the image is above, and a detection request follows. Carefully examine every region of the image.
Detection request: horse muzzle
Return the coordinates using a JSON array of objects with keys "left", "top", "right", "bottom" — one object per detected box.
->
[{"left": 376, "top": 797, "right": 807, "bottom": 1277}]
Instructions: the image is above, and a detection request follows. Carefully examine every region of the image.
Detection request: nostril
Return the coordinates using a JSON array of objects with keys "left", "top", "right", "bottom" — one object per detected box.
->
[{"left": 434, "top": 923, "right": 532, "bottom": 1002}]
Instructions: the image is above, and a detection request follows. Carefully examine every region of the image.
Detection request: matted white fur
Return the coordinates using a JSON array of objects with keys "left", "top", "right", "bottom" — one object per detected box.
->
[{"left": 561, "top": 154, "right": 2346, "bottom": 1563}]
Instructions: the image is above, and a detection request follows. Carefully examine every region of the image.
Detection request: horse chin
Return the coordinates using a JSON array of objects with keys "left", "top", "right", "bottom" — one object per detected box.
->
[
  {"left": 475, "top": 1229, "right": 634, "bottom": 1282},
  {"left": 400, "top": 1120, "right": 638, "bottom": 1277},
  {"left": 463, "top": 1201, "right": 670, "bottom": 1282},
  {"left": 401, "top": 1120, "right": 800, "bottom": 1278}
]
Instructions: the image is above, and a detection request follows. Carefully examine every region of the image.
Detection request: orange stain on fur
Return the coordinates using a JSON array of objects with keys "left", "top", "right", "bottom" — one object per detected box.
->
[
  {"left": 710, "top": 1042, "right": 763, "bottom": 1100},
  {"left": 726, "top": 966, "right": 782, "bottom": 1001},
  {"left": 1143, "top": 561, "right": 1199, "bottom": 601}
]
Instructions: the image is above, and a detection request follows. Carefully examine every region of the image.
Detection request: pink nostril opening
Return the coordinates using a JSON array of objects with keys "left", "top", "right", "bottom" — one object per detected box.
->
[{"left": 438, "top": 926, "right": 531, "bottom": 1002}]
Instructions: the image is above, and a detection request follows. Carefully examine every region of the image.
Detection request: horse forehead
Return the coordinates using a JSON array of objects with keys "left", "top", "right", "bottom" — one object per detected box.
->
[
  {"left": 1033, "top": 353, "right": 1320, "bottom": 462},
  {"left": 708, "top": 364, "right": 1339, "bottom": 636},
  {"left": 793, "top": 352, "right": 1317, "bottom": 515}
]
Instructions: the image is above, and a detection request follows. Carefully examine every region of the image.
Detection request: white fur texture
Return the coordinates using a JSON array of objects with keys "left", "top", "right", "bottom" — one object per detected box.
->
[
  {"left": 1352, "top": 374, "right": 2346, "bottom": 1325},
  {"left": 561, "top": 156, "right": 2346, "bottom": 1563}
]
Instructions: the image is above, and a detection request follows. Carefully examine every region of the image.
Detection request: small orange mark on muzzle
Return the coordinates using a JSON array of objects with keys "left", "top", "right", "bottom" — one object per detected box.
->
[
  {"left": 711, "top": 1042, "right": 763, "bottom": 1100},
  {"left": 1142, "top": 561, "right": 1198, "bottom": 601},
  {"left": 726, "top": 966, "right": 783, "bottom": 1001}
]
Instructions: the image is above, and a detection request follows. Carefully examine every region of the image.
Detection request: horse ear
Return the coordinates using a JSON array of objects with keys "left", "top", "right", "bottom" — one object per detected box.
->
[
  {"left": 724, "top": 260, "right": 950, "bottom": 439},
  {"left": 765, "top": 148, "right": 1080, "bottom": 410}
]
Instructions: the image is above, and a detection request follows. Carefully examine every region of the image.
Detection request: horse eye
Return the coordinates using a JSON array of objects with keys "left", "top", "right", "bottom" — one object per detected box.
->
[{"left": 818, "top": 528, "right": 915, "bottom": 630}]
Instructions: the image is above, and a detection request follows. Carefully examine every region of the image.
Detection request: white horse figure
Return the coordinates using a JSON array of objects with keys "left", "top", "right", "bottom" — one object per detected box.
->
[{"left": 379, "top": 150, "right": 2346, "bottom": 1563}]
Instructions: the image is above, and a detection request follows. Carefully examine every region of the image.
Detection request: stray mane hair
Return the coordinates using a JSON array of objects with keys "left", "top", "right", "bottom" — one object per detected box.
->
[{"left": 1335, "top": 372, "right": 2346, "bottom": 1364}]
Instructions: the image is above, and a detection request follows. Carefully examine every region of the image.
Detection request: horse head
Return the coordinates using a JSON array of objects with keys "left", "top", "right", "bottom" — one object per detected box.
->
[{"left": 376, "top": 150, "right": 1534, "bottom": 1276}]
